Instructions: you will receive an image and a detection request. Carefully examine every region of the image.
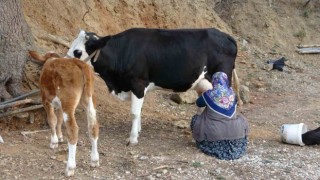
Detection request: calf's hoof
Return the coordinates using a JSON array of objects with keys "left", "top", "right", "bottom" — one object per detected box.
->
[
  {"left": 58, "top": 136, "right": 63, "bottom": 142},
  {"left": 50, "top": 142, "right": 58, "bottom": 149},
  {"left": 65, "top": 168, "right": 75, "bottom": 177}
]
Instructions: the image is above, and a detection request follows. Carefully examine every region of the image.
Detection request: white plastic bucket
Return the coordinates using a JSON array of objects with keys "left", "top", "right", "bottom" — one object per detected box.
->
[{"left": 281, "top": 123, "right": 308, "bottom": 146}]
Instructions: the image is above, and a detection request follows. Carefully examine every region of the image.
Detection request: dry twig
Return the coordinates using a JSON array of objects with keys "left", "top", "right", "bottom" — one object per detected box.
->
[
  {"left": 153, "top": 165, "right": 172, "bottom": 171},
  {"left": 0, "top": 99, "right": 35, "bottom": 110},
  {"left": 21, "top": 129, "right": 49, "bottom": 136},
  {"left": 38, "top": 33, "right": 70, "bottom": 48},
  {"left": 0, "top": 104, "right": 43, "bottom": 118},
  {"left": 0, "top": 89, "right": 40, "bottom": 105},
  {"left": 297, "top": 44, "right": 320, "bottom": 48},
  {"left": 296, "top": 47, "right": 320, "bottom": 54}
]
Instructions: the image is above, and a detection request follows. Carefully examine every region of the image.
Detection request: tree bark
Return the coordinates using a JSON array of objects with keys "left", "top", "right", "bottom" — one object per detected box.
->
[{"left": 0, "top": 0, "right": 33, "bottom": 102}]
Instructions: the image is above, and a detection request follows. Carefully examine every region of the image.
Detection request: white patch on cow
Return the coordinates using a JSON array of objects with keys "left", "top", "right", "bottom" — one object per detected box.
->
[
  {"left": 66, "top": 30, "right": 89, "bottom": 60},
  {"left": 63, "top": 112, "right": 68, "bottom": 123},
  {"left": 51, "top": 96, "right": 61, "bottom": 108},
  {"left": 66, "top": 143, "right": 77, "bottom": 176},
  {"left": 87, "top": 97, "right": 96, "bottom": 123},
  {"left": 195, "top": 78, "right": 213, "bottom": 95},
  {"left": 111, "top": 90, "right": 131, "bottom": 101},
  {"left": 128, "top": 89, "right": 147, "bottom": 144}
]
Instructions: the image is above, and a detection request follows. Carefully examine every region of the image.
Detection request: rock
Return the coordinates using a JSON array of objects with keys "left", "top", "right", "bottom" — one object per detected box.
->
[
  {"left": 170, "top": 94, "right": 182, "bottom": 104},
  {"left": 50, "top": 156, "right": 56, "bottom": 160},
  {"left": 240, "top": 85, "right": 250, "bottom": 104},
  {"left": 253, "top": 81, "right": 264, "bottom": 88},
  {"left": 162, "top": 169, "right": 168, "bottom": 174},
  {"left": 170, "top": 90, "right": 198, "bottom": 104},
  {"left": 242, "top": 39, "right": 248, "bottom": 47},
  {"left": 138, "top": 155, "right": 148, "bottom": 160},
  {"left": 0, "top": 135, "right": 4, "bottom": 143},
  {"left": 173, "top": 120, "right": 189, "bottom": 129}
]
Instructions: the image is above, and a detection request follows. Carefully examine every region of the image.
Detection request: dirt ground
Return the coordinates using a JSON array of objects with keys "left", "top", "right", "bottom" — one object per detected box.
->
[{"left": 1, "top": 0, "right": 320, "bottom": 179}]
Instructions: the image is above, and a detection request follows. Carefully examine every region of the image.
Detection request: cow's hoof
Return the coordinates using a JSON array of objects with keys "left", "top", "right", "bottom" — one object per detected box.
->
[
  {"left": 91, "top": 160, "right": 100, "bottom": 168},
  {"left": 50, "top": 142, "right": 58, "bottom": 149},
  {"left": 65, "top": 168, "right": 75, "bottom": 177},
  {"left": 126, "top": 138, "right": 138, "bottom": 146}
]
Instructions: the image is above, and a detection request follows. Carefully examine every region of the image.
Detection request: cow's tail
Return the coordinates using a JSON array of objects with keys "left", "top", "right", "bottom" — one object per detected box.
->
[
  {"left": 232, "top": 69, "right": 243, "bottom": 106},
  {"left": 28, "top": 51, "right": 60, "bottom": 65}
]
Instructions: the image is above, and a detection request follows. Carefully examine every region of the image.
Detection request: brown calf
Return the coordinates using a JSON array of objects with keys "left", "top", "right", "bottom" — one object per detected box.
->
[{"left": 29, "top": 51, "right": 99, "bottom": 177}]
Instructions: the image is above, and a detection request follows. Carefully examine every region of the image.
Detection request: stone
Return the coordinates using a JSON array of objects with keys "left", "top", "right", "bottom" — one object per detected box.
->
[
  {"left": 173, "top": 120, "right": 189, "bottom": 129},
  {"left": 170, "top": 90, "right": 198, "bottom": 104},
  {"left": 240, "top": 85, "right": 250, "bottom": 104}
]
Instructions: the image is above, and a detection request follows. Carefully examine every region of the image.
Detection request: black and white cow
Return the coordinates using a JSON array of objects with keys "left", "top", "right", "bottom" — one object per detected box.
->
[{"left": 67, "top": 28, "right": 241, "bottom": 145}]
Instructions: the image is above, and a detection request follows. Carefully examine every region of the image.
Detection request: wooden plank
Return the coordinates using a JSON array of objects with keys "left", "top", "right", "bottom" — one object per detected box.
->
[
  {"left": 296, "top": 47, "right": 320, "bottom": 54},
  {"left": 0, "top": 105, "right": 43, "bottom": 118},
  {"left": 297, "top": 44, "right": 320, "bottom": 48}
]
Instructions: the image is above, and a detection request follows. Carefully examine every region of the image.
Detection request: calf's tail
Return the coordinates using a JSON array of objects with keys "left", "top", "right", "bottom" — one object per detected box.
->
[{"left": 28, "top": 51, "right": 60, "bottom": 65}]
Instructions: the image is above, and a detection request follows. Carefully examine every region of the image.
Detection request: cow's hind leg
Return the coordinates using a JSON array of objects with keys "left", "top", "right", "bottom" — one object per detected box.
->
[
  {"left": 84, "top": 96, "right": 99, "bottom": 167},
  {"left": 128, "top": 92, "right": 145, "bottom": 145},
  {"left": 43, "top": 101, "right": 59, "bottom": 149}
]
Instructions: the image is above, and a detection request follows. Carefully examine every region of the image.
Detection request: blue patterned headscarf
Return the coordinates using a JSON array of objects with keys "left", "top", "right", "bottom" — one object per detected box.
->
[{"left": 202, "top": 72, "right": 236, "bottom": 118}]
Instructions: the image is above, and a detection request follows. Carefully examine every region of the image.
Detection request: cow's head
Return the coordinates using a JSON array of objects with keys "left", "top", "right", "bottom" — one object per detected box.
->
[{"left": 67, "top": 30, "right": 99, "bottom": 61}]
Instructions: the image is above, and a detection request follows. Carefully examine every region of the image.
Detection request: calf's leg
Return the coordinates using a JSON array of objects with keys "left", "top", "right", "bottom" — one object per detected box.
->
[
  {"left": 43, "top": 101, "right": 59, "bottom": 149},
  {"left": 64, "top": 110, "right": 79, "bottom": 177},
  {"left": 56, "top": 108, "right": 64, "bottom": 142}
]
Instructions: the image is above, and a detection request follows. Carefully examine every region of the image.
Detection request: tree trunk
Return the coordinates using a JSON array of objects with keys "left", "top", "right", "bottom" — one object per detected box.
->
[{"left": 0, "top": 0, "right": 33, "bottom": 102}]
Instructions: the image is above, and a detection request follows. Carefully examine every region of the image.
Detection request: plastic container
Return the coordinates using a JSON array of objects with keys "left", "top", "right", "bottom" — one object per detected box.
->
[{"left": 281, "top": 123, "right": 308, "bottom": 146}]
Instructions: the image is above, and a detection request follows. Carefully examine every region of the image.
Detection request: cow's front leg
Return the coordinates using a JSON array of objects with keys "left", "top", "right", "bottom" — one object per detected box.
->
[{"left": 127, "top": 92, "right": 145, "bottom": 145}]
